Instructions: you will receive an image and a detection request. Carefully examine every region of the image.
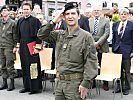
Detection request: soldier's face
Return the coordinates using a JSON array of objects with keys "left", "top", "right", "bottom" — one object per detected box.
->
[
  {"left": 22, "top": 5, "right": 32, "bottom": 17},
  {"left": 1, "top": 9, "right": 9, "bottom": 17},
  {"left": 64, "top": 8, "right": 79, "bottom": 26},
  {"left": 120, "top": 12, "right": 128, "bottom": 22}
]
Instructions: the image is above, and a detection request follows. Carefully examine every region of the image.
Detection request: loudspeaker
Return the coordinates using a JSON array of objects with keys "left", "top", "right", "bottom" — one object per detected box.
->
[{"left": 32, "top": 0, "right": 42, "bottom": 9}]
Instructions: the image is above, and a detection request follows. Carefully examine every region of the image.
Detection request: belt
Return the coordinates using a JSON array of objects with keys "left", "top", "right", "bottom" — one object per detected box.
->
[{"left": 56, "top": 73, "right": 83, "bottom": 81}]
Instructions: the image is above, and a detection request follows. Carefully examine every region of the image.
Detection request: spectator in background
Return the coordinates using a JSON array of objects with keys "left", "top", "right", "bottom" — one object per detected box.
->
[
  {"left": 112, "top": 8, "right": 133, "bottom": 95},
  {"left": 78, "top": 9, "right": 90, "bottom": 32},
  {"left": 36, "top": 14, "right": 47, "bottom": 25},
  {"left": 17, "top": 1, "right": 42, "bottom": 94},
  {"left": 84, "top": 8, "right": 92, "bottom": 19},
  {"left": 16, "top": 8, "right": 23, "bottom": 20},
  {"left": 128, "top": 13, "right": 133, "bottom": 21},
  {"left": 9, "top": 10, "right": 16, "bottom": 20},
  {"left": 0, "top": 5, "right": 17, "bottom": 91},
  {"left": 104, "top": 13, "right": 113, "bottom": 47},
  {"left": 32, "top": 3, "right": 42, "bottom": 17},
  {"left": 111, "top": 3, "right": 120, "bottom": 22},
  {"left": 89, "top": 5, "right": 110, "bottom": 91}
]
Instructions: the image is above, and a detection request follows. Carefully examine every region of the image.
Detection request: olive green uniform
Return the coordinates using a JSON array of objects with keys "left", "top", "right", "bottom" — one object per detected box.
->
[
  {"left": 38, "top": 23, "right": 98, "bottom": 100},
  {"left": 0, "top": 17, "right": 17, "bottom": 79}
]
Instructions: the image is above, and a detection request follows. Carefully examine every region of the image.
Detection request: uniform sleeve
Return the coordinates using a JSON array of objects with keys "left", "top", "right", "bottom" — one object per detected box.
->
[
  {"left": 81, "top": 34, "right": 98, "bottom": 88},
  {"left": 38, "top": 22, "right": 59, "bottom": 43},
  {"left": 12, "top": 21, "right": 17, "bottom": 48},
  {"left": 97, "top": 20, "right": 110, "bottom": 46}
]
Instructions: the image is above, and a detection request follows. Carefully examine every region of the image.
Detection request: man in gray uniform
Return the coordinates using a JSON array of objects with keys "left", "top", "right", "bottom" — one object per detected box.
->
[
  {"left": 0, "top": 5, "right": 17, "bottom": 91},
  {"left": 38, "top": 2, "right": 98, "bottom": 100}
]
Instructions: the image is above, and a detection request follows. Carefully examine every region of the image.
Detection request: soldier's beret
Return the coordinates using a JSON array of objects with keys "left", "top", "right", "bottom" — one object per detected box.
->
[
  {"left": 0, "top": 5, "right": 10, "bottom": 13},
  {"left": 63, "top": 2, "right": 78, "bottom": 14}
]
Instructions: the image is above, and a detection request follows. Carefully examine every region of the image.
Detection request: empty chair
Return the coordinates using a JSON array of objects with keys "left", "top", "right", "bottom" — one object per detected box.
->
[{"left": 95, "top": 53, "right": 122, "bottom": 100}]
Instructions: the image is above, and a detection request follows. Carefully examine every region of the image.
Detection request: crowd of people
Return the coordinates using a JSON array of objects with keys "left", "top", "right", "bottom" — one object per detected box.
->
[{"left": 0, "top": 0, "right": 133, "bottom": 99}]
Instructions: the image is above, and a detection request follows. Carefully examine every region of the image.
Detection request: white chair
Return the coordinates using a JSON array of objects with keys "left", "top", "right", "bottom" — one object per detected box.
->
[
  {"left": 95, "top": 53, "right": 122, "bottom": 100},
  {"left": 39, "top": 48, "right": 55, "bottom": 91},
  {"left": 130, "top": 58, "right": 133, "bottom": 73}
]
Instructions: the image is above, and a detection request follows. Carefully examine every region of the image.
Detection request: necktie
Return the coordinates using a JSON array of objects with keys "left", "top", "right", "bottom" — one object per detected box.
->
[
  {"left": 94, "top": 18, "right": 98, "bottom": 34},
  {"left": 119, "top": 23, "right": 124, "bottom": 38},
  {"left": 55, "top": 24, "right": 59, "bottom": 30}
]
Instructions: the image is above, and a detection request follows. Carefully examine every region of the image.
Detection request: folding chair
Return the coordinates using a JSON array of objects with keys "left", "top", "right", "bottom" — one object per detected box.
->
[
  {"left": 39, "top": 48, "right": 55, "bottom": 91},
  {"left": 95, "top": 53, "right": 122, "bottom": 100},
  {"left": 130, "top": 58, "right": 133, "bottom": 73}
]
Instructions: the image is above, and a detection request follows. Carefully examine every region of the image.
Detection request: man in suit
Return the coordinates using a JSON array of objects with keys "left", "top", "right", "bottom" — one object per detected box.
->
[
  {"left": 112, "top": 8, "right": 133, "bottom": 95},
  {"left": 89, "top": 5, "right": 110, "bottom": 91},
  {"left": 78, "top": 12, "right": 90, "bottom": 32}
]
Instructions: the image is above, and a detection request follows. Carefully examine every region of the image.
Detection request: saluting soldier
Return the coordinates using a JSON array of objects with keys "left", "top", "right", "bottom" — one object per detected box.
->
[
  {"left": 38, "top": 2, "right": 98, "bottom": 100},
  {"left": 0, "top": 5, "right": 17, "bottom": 91}
]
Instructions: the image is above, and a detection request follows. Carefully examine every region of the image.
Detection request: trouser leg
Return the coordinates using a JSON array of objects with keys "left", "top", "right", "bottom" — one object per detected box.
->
[
  {"left": 7, "top": 79, "right": 15, "bottom": 91},
  {"left": 0, "top": 48, "right": 8, "bottom": 79},
  {"left": 122, "top": 58, "right": 131, "bottom": 91},
  {"left": 0, "top": 78, "right": 8, "bottom": 90},
  {"left": 5, "top": 48, "right": 16, "bottom": 79}
]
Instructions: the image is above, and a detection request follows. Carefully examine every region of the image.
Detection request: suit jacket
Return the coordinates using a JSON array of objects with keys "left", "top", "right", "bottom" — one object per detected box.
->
[
  {"left": 59, "top": 20, "right": 67, "bottom": 30},
  {"left": 112, "top": 20, "right": 133, "bottom": 58},
  {"left": 78, "top": 15, "right": 90, "bottom": 32},
  {"left": 89, "top": 17, "right": 110, "bottom": 53}
]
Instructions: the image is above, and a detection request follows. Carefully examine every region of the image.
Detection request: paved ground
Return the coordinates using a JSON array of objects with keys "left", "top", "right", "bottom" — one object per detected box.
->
[{"left": 0, "top": 76, "right": 133, "bottom": 100}]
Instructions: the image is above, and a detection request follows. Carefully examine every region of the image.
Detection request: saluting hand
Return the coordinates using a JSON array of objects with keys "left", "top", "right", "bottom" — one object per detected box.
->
[{"left": 51, "top": 7, "right": 65, "bottom": 24}]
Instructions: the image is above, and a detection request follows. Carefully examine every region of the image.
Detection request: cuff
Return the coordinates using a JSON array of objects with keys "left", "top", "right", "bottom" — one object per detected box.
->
[
  {"left": 16, "top": 43, "right": 20, "bottom": 48},
  {"left": 80, "top": 80, "right": 91, "bottom": 88},
  {"left": 35, "top": 44, "right": 42, "bottom": 50}
]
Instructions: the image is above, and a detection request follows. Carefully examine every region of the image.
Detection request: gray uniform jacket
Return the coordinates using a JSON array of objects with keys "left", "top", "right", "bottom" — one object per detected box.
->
[
  {"left": 0, "top": 17, "right": 17, "bottom": 48},
  {"left": 89, "top": 17, "right": 110, "bottom": 53},
  {"left": 38, "top": 22, "right": 98, "bottom": 88}
]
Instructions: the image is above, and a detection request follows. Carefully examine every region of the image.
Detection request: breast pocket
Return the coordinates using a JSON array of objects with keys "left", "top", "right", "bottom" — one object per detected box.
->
[
  {"left": 6, "top": 31, "right": 13, "bottom": 38},
  {"left": 68, "top": 43, "right": 83, "bottom": 63}
]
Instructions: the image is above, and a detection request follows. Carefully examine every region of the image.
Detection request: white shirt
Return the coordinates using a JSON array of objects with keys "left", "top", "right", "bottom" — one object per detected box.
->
[
  {"left": 107, "top": 21, "right": 113, "bottom": 44},
  {"left": 118, "top": 20, "right": 127, "bottom": 37}
]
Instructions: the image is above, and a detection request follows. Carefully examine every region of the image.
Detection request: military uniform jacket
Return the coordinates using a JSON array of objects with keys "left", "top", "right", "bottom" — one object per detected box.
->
[
  {"left": 89, "top": 17, "right": 110, "bottom": 53},
  {"left": 38, "top": 22, "right": 98, "bottom": 88},
  {"left": 0, "top": 17, "right": 17, "bottom": 48}
]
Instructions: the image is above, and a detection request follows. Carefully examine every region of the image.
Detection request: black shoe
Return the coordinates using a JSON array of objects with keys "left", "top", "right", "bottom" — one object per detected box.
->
[
  {"left": 7, "top": 79, "right": 15, "bottom": 91},
  {"left": 103, "top": 84, "right": 109, "bottom": 91},
  {"left": 123, "top": 90, "right": 129, "bottom": 95},
  {"left": 0, "top": 78, "right": 8, "bottom": 90},
  {"left": 19, "top": 88, "right": 30, "bottom": 93},
  {"left": 0, "top": 85, "right": 8, "bottom": 90},
  {"left": 7, "top": 86, "right": 15, "bottom": 91},
  {"left": 28, "top": 90, "right": 41, "bottom": 95}
]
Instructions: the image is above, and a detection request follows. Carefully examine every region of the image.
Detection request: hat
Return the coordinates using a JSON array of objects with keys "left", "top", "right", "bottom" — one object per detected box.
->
[
  {"left": 0, "top": 5, "right": 10, "bottom": 13},
  {"left": 63, "top": 2, "right": 78, "bottom": 14}
]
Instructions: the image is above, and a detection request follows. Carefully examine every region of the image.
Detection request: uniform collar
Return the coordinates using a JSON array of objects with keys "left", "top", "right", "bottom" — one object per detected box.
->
[
  {"left": 66, "top": 26, "right": 80, "bottom": 37},
  {"left": 2, "top": 17, "right": 10, "bottom": 24}
]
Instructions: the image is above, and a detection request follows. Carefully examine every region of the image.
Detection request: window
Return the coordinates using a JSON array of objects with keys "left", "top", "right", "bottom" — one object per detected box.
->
[{"left": 130, "top": 2, "right": 133, "bottom": 7}]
